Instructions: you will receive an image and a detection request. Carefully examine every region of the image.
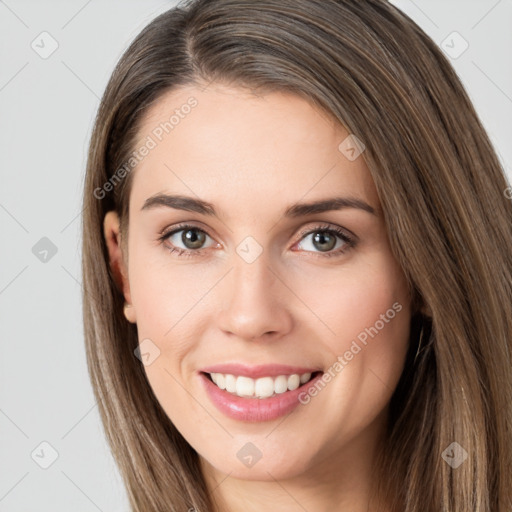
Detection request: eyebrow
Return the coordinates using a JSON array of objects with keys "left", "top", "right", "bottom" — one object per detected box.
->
[{"left": 141, "top": 193, "right": 378, "bottom": 217}]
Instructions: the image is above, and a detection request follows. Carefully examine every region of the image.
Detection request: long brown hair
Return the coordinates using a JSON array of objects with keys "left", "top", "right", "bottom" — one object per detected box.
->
[{"left": 81, "top": 1, "right": 512, "bottom": 510}]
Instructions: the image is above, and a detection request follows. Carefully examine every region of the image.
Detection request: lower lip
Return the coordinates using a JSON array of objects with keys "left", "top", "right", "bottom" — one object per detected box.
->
[{"left": 199, "top": 371, "right": 323, "bottom": 422}]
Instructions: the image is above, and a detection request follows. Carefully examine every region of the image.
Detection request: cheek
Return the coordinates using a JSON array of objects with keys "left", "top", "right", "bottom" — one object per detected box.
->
[
  {"left": 318, "top": 260, "right": 411, "bottom": 412},
  {"left": 128, "top": 239, "right": 211, "bottom": 336},
  {"left": 292, "top": 258, "right": 410, "bottom": 356},
  {"left": 338, "top": 272, "right": 409, "bottom": 353},
  {"left": 292, "top": 264, "right": 411, "bottom": 446},
  {"left": 126, "top": 244, "right": 207, "bottom": 425}
]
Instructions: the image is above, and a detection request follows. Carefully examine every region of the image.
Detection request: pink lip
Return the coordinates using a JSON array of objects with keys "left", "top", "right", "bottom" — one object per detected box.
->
[
  {"left": 199, "top": 363, "right": 321, "bottom": 379},
  {"left": 198, "top": 371, "right": 324, "bottom": 422}
]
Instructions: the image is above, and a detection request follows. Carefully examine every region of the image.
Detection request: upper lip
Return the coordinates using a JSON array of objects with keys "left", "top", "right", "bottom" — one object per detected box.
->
[{"left": 199, "top": 363, "right": 322, "bottom": 379}]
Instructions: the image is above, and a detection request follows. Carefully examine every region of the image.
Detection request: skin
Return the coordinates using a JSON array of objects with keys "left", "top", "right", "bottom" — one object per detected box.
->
[{"left": 104, "top": 82, "right": 413, "bottom": 512}]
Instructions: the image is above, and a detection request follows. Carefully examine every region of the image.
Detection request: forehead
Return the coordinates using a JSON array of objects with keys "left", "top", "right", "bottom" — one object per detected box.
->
[{"left": 129, "top": 83, "right": 379, "bottom": 215}]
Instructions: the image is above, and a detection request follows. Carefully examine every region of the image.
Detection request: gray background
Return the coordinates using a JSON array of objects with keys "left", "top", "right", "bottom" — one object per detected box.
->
[{"left": 0, "top": 1, "right": 511, "bottom": 510}]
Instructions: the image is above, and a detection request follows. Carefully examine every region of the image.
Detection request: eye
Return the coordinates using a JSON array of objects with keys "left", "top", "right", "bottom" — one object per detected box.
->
[
  {"left": 158, "top": 222, "right": 356, "bottom": 259},
  {"left": 294, "top": 223, "right": 356, "bottom": 257},
  {"left": 158, "top": 223, "right": 216, "bottom": 257}
]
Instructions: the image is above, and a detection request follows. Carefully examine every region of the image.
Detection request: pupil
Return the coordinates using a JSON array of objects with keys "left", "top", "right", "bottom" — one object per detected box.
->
[
  {"left": 183, "top": 229, "right": 205, "bottom": 249},
  {"left": 313, "top": 232, "right": 335, "bottom": 252}
]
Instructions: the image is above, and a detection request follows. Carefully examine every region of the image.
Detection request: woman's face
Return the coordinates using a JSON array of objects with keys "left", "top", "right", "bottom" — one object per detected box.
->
[{"left": 105, "top": 82, "right": 412, "bottom": 482}]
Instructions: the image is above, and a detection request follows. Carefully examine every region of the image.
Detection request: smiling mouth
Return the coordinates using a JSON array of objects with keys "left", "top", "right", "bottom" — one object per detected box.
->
[{"left": 202, "top": 371, "right": 322, "bottom": 399}]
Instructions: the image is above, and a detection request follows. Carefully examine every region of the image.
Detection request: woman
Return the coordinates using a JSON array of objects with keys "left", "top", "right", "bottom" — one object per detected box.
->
[{"left": 81, "top": 0, "right": 512, "bottom": 510}]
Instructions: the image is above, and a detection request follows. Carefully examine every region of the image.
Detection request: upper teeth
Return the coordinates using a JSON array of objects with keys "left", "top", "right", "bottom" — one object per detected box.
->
[{"left": 209, "top": 372, "right": 313, "bottom": 399}]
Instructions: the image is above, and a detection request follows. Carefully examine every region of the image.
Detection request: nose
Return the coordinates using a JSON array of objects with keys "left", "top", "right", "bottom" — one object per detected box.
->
[{"left": 216, "top": 252, "right": 293, "bottom": 341}]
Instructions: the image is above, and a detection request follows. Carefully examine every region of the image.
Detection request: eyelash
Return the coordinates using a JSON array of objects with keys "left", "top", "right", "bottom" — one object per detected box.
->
[{"left": 157, "top": 222, "right": 356, "bottom": 259}]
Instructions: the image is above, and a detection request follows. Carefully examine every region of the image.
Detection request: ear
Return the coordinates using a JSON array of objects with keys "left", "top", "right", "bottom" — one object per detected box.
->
[{"left": 103, "top": 211, "right": 136, "bottom": 323}]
